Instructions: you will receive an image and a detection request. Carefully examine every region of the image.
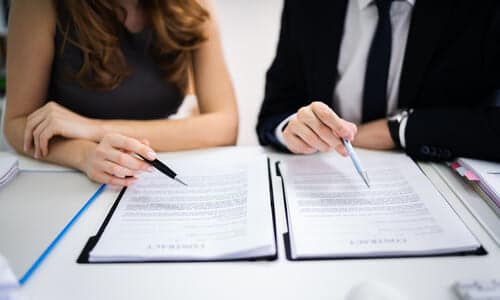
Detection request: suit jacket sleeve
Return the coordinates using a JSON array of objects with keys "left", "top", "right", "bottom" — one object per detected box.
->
[
  {"left": 256, "top": 0, "right": 308, "bottom": 151},
  {"left": 405, "top": 3, "right": 500, "bottom": 162}
]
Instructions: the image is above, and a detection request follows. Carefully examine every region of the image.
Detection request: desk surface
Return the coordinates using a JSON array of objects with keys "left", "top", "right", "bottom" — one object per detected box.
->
[{"left": 2, "top": 147, "right": 499, "bottom": 300}]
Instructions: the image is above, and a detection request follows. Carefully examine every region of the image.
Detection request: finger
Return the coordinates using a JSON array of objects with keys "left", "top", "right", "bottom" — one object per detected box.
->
[
  {"left": 283, "top": 131, "right": 317, "bottom": 154},
  {"left": 104, "top": 147, "right": 150, "bottom": 171},
  {"left": 337, "top": 119, "right": 358, "bottom": 141},
  {"left": 335, "top": 143, "right": 348, "bottom": 157},
  {"left": 310, "top": 102, "right": 356, "bottom": 140},
  {"left": 24, "top": 110, "right": 46, "bottom": 152},
  {"left": 289, "top": 120, "right": 330, "bottom": 152},
  {"left": 33, "top": 119, "right": 51, "bottom": 159},
  {"left": 39, "top": 122, "right": 59, "bottom": 157},
  {"left": 91, "top": 171, "right": 138, "bottom": 187},
  {"left": 106, "top": 134, "right": 156, "bottom": 160},
  {"left": 98, "top": 160, "right": 138, "bottom": 178},
  {"left": 297, "top": 107, "right": 338, "bottom": 147},
  {"left": 141, "top": 139, "right": 150, "bottom": 147}
]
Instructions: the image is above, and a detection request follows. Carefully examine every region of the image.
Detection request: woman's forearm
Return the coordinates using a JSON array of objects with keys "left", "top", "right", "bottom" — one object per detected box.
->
[
  {"left": 97, "top": 111, "right": 238, "bottom": 152},
  {"left": 4, "top": 117, "right": 96, "bottom": 171}
]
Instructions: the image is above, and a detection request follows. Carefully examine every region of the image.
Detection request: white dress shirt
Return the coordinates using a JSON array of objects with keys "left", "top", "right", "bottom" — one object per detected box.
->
[{"left": 275, "top": 0, "right": 415, "bottom": 148}]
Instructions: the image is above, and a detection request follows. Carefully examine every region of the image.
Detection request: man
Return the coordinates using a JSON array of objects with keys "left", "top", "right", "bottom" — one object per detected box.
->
[{"left": 257, "top": 0, "right": 500, "bottom": 161}]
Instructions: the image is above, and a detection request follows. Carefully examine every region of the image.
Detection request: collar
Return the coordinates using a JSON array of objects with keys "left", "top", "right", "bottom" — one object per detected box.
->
[{"left": 358, "top": 0, "right": 415, "bottom": 10}]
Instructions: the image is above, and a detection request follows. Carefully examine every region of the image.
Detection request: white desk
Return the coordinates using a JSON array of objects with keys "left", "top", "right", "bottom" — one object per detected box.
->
[{"left": 2, "top": 147, "right": 499, "bottom": 300}]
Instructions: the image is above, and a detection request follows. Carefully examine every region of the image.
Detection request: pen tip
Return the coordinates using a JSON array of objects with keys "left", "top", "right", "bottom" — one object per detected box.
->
[
  {"left": 363, "top": 171, "right": 370, "bottom": 188},
  {"left": 174, "top": 177, "right": 188, "bottom": 186}
]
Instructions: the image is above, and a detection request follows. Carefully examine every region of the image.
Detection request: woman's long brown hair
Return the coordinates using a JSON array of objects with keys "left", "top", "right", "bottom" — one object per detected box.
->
[{"left": 55, "top": 0, "right": 209, "bottom": 93}]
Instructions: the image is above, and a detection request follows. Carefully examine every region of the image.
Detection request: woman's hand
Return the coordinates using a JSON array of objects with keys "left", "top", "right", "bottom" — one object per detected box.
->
[
  {"left": 283, "top": 101, "right": 357, "bottom": 156},
  {"left": 82, "top": 133, "right": 156, "bottom": 186},
  {"left": 24, "top": 101, "right": 103, "bottom": 158}
]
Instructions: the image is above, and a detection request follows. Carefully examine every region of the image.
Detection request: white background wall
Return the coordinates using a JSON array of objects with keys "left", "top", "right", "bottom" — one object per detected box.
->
[{"left": 213, "top": 0, "right": 284, "bottom": 145}]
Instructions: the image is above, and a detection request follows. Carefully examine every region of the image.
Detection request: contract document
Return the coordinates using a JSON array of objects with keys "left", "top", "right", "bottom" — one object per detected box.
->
[
  {"left": 279, "top": 150, "right": 482, "bottom": 259},
  {"left": 88, "top": 155, "right": 276, "bottom": 262}
]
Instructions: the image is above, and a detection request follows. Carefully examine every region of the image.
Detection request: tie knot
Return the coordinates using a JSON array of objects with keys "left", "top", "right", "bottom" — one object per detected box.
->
[{"left": 375, "top": 0, "right": 392, "bottom": 13}]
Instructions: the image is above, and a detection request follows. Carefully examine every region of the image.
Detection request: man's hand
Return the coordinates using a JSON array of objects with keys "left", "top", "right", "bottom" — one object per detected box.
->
[
  {"left": 282, "top": 101, "right": 357, "bottom": 156},
  {"left": 24, "top": 101, "right": 104, "bottom": 158},
  {"left": 352, "top": 119, "right": 396, "bottom": 150}
]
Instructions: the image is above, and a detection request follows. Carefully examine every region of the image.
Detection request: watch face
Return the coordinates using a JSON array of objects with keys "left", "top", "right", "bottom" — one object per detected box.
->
[
  {"left": 388, "top": 109, "right": 409, "bottom": 123},
  {"left": 387, "top": 114, "right": 399, "bottom": 122}
]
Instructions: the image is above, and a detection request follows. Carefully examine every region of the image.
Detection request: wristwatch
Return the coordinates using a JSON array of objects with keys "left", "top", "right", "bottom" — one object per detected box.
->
[{"left": 387, "top": 108, "right": 413, "bottom": 149}]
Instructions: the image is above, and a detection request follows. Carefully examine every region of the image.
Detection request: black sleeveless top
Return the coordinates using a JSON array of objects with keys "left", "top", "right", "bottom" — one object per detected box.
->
[{"left": 48, "top": 10, "right": 183, "bottom": 120}]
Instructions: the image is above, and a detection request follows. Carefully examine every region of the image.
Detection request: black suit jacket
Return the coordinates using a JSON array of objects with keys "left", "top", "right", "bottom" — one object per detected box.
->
[{"left": 257, "top": 0, "right": 500, "bottom": 161}]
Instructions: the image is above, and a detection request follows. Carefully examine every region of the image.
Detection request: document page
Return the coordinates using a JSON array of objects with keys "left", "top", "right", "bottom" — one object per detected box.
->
[
  {"left": 0, "top": 156, "right": 18, "bottom": 188},
  {"left": 89, "top": 155, "right": 275, "bottom": 261},
  {"left": 0, "top": 253, "right": 17, "bottom": 290},
  {"left": 280, "top": 150, "right": 480, "bottom": 259}
]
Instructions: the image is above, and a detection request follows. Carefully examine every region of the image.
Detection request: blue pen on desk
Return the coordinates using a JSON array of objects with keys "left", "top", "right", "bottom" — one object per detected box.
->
[{"left": 342, "top": 138, "right": 370, "bottom": 188}]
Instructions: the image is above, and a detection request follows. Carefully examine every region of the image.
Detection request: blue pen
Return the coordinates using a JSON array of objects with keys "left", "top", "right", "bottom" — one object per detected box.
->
[
  {"left": 18, "top": 184, "right": 106, "bottom": 285},
  {"left": 342, "top": 138, "right": 370, "bottom": 188}
]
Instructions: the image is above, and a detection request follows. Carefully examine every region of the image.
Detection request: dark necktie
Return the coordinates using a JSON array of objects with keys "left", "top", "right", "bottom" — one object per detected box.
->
[{"left": 362, "top": 0, "right": 393, "bottom": 123}]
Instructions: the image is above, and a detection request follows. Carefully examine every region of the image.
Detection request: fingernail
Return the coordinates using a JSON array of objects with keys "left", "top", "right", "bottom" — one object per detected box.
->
[{"left": 146, "top": 151, "right": 156, "bottom": 160}]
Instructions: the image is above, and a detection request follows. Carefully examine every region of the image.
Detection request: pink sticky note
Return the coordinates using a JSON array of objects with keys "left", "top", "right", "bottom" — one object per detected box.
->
[
  {"left": 450, "top": 162, "right": 461, "bottom": 170},
  {"left": 464, "top": 170, "right": 480, "bottom": 181}
]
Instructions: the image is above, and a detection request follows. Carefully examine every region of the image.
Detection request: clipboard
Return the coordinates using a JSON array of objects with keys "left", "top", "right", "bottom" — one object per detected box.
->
[
  {"left": 275, "top": 161, "right": 487, "bottom": 261},
  {"left": 78, "top": 158, "right": 278, "bottom": 263}
]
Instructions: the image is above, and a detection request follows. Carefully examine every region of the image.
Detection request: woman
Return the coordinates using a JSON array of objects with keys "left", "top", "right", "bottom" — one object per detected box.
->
[{"left": 4, "top": 0, "right": 238, "bottom": 186}]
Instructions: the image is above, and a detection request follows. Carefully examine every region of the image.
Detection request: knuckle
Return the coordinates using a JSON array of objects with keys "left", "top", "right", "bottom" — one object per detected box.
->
[
  {"left": 111, "top": 165, "right": 122, "bottom": 175},
  {"left": 122, "top": 139, "right": 135, "bottom": 150},
  {"left": 47, "top": 101, "right": 57, "bottom": 109},
  {"left": 117, "top": 153, "right": 129, "bottom": 165},
  {"left": 297, "top": 107, "right": 308, "bottom": 117},
  {"left": 317, "top": 108, "right": 330, "bottom": 120},
  {"left": 282, "top": 128, "right": 291, "bottom": 139},
  {"left": 311, "top": 101, "right": 323, "bottom": 110},
  {"left": 88, "top": 169, "right": 98, "bottom": 180},
  {"left": 95, "top": 145, "right": 106, "bottom": 156},
  {"left": 287, "top": 119, "right": 298, "bottom": 131}
]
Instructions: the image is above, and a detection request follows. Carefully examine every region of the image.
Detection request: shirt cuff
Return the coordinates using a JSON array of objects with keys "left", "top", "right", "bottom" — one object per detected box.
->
[
  {"left": 274, "top": 113, "right": 296, "bottom": 148},
  {"left": 399, "top": 114, "right": 410, "bottom": 149}
]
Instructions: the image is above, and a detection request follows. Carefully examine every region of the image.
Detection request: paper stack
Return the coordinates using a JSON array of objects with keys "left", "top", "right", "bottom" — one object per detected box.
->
[
  {"left": 0, "top": 253, "right": 18, "bottom": 294},
  {"left": 0, "top": 155, "right": 18, "bottom": 189},
  {"left": 451, "top": 158, "right": 500, "bottom": 217}
]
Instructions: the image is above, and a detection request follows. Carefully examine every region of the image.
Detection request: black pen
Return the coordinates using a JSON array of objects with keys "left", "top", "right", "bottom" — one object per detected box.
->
[{"left": 136, "top": 154, "right": 187, "bottom": 186}]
